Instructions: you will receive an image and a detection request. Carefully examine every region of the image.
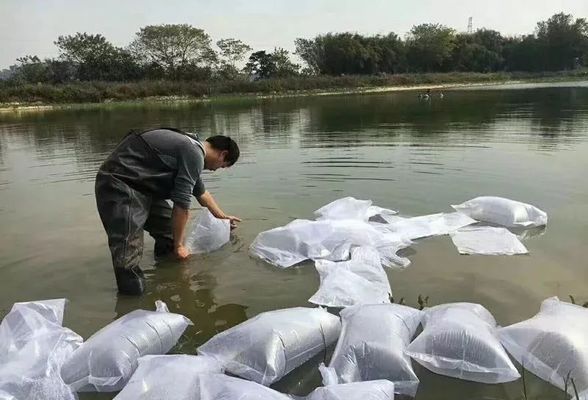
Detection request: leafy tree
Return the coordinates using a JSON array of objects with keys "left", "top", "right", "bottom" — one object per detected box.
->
[
  {"left": 406, "top": 24, "right": 456, "bottom": 72},
  {"left": 270, "top": 48, "right": 299, "bottom": 77},
  {"left": 536, "top": 13, "right": 588, "bottom": 70},
  {"left": 130, "top": 24, "right": 215, "bottom": 77},
  {"left": 452, "top": 30, "right": 505, "bottom": 72},
  {"left": 244, "top": 51, "right": 276, "bottom": 79}
]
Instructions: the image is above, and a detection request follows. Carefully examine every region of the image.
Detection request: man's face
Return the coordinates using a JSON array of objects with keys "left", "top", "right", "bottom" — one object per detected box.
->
[{"left": 208, "top": 150, "right": 230, "bottom": 171}]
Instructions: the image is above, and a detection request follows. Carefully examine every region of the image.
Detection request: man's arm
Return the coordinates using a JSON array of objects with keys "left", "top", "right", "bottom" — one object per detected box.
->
[
  {"left": 172, "top": 204, "right": 190, "bottom": 259},
  {"left": 197, "top": 191, "right": 242, "bottom": 228}
]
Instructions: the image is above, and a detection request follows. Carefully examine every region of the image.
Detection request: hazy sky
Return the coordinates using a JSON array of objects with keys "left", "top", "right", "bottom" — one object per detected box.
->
[{"left": 1, "top": 0, "right": 587, "bottom": 69}]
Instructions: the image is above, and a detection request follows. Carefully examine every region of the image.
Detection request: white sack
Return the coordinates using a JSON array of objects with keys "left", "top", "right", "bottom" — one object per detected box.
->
[
  {"left": 314, "top": 197, "right": 396, "bottom": 222},
  {"left": 380, "top": 212, "right": 477, "bottom": 240},
  {"left": 60, "top": 301, "right": 191, "bottom": 392},
  {"left": 321, "top": 304, "right": 422, "bottom": 397},
  {"left": 405, "top": 303, "right": 520, "bottom": 384},
  {"left": 196, "top": 374, "right": 292, "bottom": 400},
  {"left": 450, "top": 227, "right": 529, "bottom": 255},
  {"left": 452, "top": 196, "right": 548, "bottom": 228},
  {"left": 306, "top": 380, "right": 396, "bottom": 400},
  {"left": 0, "top": 299, "right": 82, "bottom": 400},
  {"left": 250, "top": 219, "right": 411, "bottom": 269},
  {"left": 197, "top": 307, "right": 341, "bottom": 386},
  {"left": 309, "top": 247, "right": 392, "bottom": 308},
  {"left": 114, "top": 355, "right": 223, "bottom": 400},
  {"left": 185, "top": 209, "right": 230, "bottom": 254},
  {"left": 499, "top": 297, "right": 588, "bottom": 399}
]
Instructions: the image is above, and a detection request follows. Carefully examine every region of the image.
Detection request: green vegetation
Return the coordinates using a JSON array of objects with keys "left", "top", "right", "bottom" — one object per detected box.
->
[{"left": 1, "top": 12, "right": 587, "bottom": 105}]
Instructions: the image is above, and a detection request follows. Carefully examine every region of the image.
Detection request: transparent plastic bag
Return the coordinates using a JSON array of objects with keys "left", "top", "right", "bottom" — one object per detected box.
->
[
  {"left": 314, "top": 197, "right": 397, "bottom": 222},
  {"left": 0, "top": 299, "right": 82, "bottom": 400},
  {"left": 499, "top": 297, "right": 588, "bottom": 398},
  {"left": 405, "top": 303, "right": 520, "bottom": 384},
  {"left": 195, "top": 374, "right": 292, "bottom": 400},
  {"left": 114, "top": 355, "right": 223, "bottom": 400},
  {"left": 306, "top": 380, "right": 395, "bottom": 400},
  {"left": 321, "top": 304, "right": 422, "bottom": 397},
  {"left": 60, "top": 301, "right": 192, "bottom": 392},
  {"left": 309, "top": 247, "right": 392, "bottom": 308},
  {"left": 185, "top": 209, "right": 230, "bottom": 254},
  {"left": 450, "top": 227, "right": 528, "bottom": 255},
  {"left": 380, "top": 212, "right": 477, "bottom": 240},
  {"left": 452, "top": 196, "right": 548, "bottom": 228},
  {"left": 250, "top": 219, "right": 411, "bottom": 269},
  {"left": 198, "top": 307, "right": 341, "bottom": 386}
]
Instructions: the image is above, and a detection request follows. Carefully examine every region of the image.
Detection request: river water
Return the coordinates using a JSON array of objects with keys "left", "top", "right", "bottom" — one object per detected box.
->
[{"left": 1, "top": 82, "right": 587, "bottom": 399}]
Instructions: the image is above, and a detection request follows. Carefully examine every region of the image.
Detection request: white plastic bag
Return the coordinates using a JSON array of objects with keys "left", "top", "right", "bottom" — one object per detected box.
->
[
  {"left": 250, "top": 219, "right": 411, "bottom": 269},
  {"left": 114, "top": 355, "right": 223, "bottom": 400},
  {"left": 185, "top": 209, "right": 230, "bottom": 254},
  {"left": 0, "top": 299, "right": 82, "bottom": 400},
  {"left": 60, "top": 301, "right": 192, "bottom": 392},
  {"left": 380, "top": 212, "right": 477, "bottom": 240},
  {"left": 314, "top": 197, "right": 397, "bottom": 222},
  {"left": 306, "top": 380, "right": 396, "bottom": 400},
  {"left": 196, "top": 374, "right": 292, "bottom": 400},
  {"left": 198, "top": 307, "right": 341, "bottom": 386},
  {"left": 450, "top": 227, "right": 529, "bottom": 255},
  {"left": 321, "top": 304, "right": 422, "bottom": 397},
  {"left": 309, "top": 247, "right": 392, "bottom": 308},
  {"left": 452, "top": 196, "right": 548, "bottom": 228},
  {"left": 405, "top": 303, "right": 520, "bottom": 384},
  {"left": 499, "top": 297, "right": 588, "bottom": 399}
]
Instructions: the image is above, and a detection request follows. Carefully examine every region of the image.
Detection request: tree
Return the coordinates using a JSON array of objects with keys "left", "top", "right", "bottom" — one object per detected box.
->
[
  {"left": 406, "top": 24, "right": 456, "bottom": 72},
  {"left": 452, "top": 30, "right": 505, "bottom": 72},
  {"left": 130, "top": 24, "right": 215, "bottom": 77},
  {"left": 244, "top": 51, "right": 276, "bottom": 79},
  {"left": 270, "top": 48, "right": 299, "bottom": 77},
  {"left": 216, "top": 38, "right": 252, "bottom": 79},
  {"left": 536, "top": 13, "right": 588, "bottom": 70}
]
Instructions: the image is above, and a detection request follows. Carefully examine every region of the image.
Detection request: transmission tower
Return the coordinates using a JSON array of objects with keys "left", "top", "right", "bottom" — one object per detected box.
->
[{"left": 467, "top": 17, "right": 473, "bottom": 34}]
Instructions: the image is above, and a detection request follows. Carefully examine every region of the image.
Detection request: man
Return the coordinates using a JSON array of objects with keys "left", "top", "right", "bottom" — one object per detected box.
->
[{"left": 95, "top": 127, "right": 241, "bottom": 295}]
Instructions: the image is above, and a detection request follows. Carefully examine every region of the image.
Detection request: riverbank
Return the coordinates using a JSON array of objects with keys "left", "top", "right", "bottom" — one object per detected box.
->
[{"left": 1, "top": 70, "right": 587, "bottom": 112}]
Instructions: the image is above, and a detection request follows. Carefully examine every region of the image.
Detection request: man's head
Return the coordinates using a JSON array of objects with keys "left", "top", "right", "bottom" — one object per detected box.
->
[{"left": 203, "top": 135, "right": 240, "bottom": 171}]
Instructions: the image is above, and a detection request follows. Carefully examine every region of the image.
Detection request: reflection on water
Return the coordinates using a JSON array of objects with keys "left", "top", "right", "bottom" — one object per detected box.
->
[{"left": 1, "top": 83, "right": 588, "bottom": 399}]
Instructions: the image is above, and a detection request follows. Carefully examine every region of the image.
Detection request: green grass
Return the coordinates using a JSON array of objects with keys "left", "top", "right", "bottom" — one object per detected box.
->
[{"left": 1, "top": 69, "right": 587, "bottom": 108}]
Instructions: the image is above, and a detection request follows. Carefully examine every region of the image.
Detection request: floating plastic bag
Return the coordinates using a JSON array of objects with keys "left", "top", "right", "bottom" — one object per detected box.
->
[
  {"left": 380, "top": 212, "right": 477, "bottom": 240},
  {"left": 114, "top": 355, "right": 223, "bottom": 400},
  {"left": 450, "top": 227, "right": 528, "bottom": 255},
  {"left": 499, "top": 297, "right": 588, "bottom": 398},
  {"left": 314, "top": 197, "right": 397, "bottom": 222},
  {"left": 250, "top": 219, "right": 411, "bottom": 269},
  {"left": 61, "top": 301, "right": 192, "bottom": 392},
  {"left": 195, "top": 374, "right": 292, "bottom": 400},
  {"left": 306, "top": 380, "right": 396, "bottom": 400},
  {"left": 405, "top": 303, "right": 520, "bottom": 384},
  {"left": 321, "top": 304, "right": 422, "bottom": 397},
  {"left": 452, "top": 196, "right": 548, "bottom": 228},
  {"left": 185, "top": 209, "right": 230, "bottom": 254},
  {"left": 309, "top": 247, "right": 392, "bottom": 308},
  {"left": 0, "top": 299, "right": 82, "bottom": 400},
  {"left": 198, "top": 307, "right": 341, "bottom": 386}
]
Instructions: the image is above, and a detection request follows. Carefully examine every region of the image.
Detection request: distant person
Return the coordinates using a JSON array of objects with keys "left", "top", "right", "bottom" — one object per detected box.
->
[
  {"left": 95, "top": 128, "right": 241, "bottom": 295},
  {"left": 418, "top": 88, "right": 432, "bottom": 100}
]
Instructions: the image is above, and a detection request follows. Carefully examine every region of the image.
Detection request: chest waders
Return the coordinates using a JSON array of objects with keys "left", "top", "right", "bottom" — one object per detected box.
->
[{"left": 95, "top": 128, "right": 203, "bottom": 295}]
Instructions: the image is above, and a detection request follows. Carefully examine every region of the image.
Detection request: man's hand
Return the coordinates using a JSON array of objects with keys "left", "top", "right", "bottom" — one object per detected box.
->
[
  {"left": 225, "top": 215, "right": 242, "bottom": 230},
  {"left": 174, "top": 244, "right": 191, "bottom": 260}
]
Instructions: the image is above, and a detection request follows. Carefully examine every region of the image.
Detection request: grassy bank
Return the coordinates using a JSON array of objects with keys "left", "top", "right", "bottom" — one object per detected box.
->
[{"left": 1, "top": 70, "right": 587, "bottom": 109}]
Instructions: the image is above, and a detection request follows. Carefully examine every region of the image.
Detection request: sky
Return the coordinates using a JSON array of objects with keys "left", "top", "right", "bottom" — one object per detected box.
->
[{"left": 1, "top": 0, "right": 587, "bottom": 69}]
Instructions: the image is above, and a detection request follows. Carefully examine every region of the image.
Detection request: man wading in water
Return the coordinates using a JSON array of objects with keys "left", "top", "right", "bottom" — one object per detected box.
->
[{"left": 95, "top": 128, "right": 241, "bottom": 295}]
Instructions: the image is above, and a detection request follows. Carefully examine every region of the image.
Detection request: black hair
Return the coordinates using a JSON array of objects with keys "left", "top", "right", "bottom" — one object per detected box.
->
[{"left": 205, "top": 135, "right": 240, "bottom": 166}]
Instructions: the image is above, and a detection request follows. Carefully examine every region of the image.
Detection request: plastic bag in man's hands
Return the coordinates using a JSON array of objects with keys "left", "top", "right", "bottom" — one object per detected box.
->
[
  {"left": 321, "top": 304, "right": 422, "bottom": 397},
  {"left": 405, "top": 303, "right": 520, "bottom": 384},
  {"left": 499, "top": 297, "right": 588, "bottom": 399},
  {"left": 0, "top": 299, "right": 82, "bottom": 400},
  {"left": 198, "top": 307, "right": 341, "bottom": 386},
  {"left": 452, "top": 196, "right": 547, "bottom": 228},
  {"left": 185, "top": 209, "right": 230, "bottom": 254},
  {"left": 307, "top": 380, "right": 395, "bottom": 400},
  {"left": 114, "top": 355, "right": 223, "bottom": 400},
  {"left": 309, "top": 247, "right": 392, "bottom": 308},
  {"left": 60, "top": 301, "right": 192, "bottom": 392}
]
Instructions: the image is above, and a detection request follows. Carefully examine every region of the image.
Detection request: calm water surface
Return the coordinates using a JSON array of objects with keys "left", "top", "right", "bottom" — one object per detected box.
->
[{"left": 1, "top": 82, "right": 588, "bottom": 399}]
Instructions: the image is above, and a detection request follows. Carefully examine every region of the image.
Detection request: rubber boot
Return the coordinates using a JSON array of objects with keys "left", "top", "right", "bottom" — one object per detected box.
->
[
  {"left": 114, "top": 266, "right": 145, "bottom": 295},
  {"left": 154, "top": 237, "right": 175, "bottom": 258}
]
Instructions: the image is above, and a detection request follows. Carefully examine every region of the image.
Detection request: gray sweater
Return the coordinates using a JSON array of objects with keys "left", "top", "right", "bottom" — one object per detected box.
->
[{"left": 142, "top": 129, "right": 206, "bottom": 209}]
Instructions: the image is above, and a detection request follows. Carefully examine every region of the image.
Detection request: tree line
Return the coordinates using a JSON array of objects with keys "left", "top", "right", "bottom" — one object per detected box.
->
[{"left": 1, "top": 12, "right": 587, "bottom": 85}]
